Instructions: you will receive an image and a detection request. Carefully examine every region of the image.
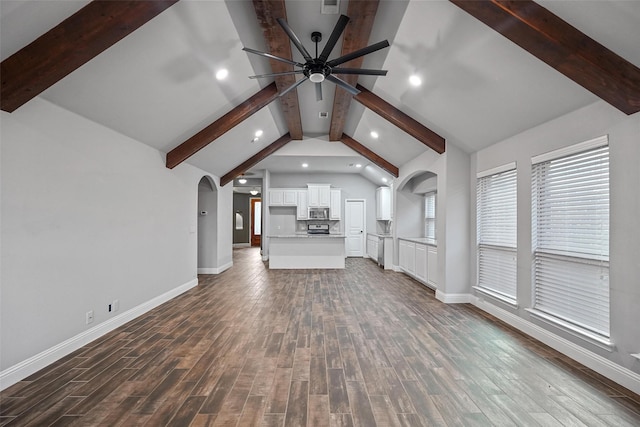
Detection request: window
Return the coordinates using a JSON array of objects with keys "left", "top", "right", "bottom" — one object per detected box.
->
[
  {"left": 530, "top": 136, "right": 610, "bottom": 343},
  {"left": 425, "top": 192, "right": 436, "bottom": 241},
  {"left": 476, "top": 164, "right": 517, "bottom": 303}
]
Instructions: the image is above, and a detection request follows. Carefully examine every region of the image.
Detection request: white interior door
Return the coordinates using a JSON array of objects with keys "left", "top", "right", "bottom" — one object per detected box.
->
[{"left": 345, "top": 200, "right": 365, "bottom": 257}]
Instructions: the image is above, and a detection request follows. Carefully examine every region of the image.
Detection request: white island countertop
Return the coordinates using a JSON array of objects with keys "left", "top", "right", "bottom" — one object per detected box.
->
[{"left": 269, "top": 234, "right": 345, "bottom": 238}]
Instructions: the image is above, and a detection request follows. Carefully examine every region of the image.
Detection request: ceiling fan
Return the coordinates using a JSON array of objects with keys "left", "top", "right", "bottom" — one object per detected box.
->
[{"left": 243, "top": 14, "right": 389, "bottom": 101}]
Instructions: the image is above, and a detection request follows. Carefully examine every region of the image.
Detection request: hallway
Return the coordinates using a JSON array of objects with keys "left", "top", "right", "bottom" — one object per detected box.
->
[{"left": 1, "top": 248, "right": 639, "bottom": 426}]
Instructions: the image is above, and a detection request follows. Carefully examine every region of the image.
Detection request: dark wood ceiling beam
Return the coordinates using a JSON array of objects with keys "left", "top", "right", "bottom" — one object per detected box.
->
[
  {"left": 166, "top": 82, "right": 278, "bottom": 169},
  {"left": 340, "top": 134, "right": 399, "bottom": 177},
  {"left": 252, "top": 0, "right": 303, "bottom": 139},
  {"left": 220, "top": 133, "right": 293, "bottom": 186},
  {"left": 450, "top": 0, "right": 640, "bottom": 115},
  {"left": 1, "top": 0, "right": 178, "bottom": 113},
  {"left": 354, "top": 85, "right": 445, "bottom": 154},
  {"left": 329, "top": 0, "right": 380, "bottom": 141}
]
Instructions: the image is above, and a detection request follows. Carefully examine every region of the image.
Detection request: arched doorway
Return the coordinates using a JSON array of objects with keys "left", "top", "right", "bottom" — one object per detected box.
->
[{"left": 197, "top": 176, "right": 218, "bottom": 273}]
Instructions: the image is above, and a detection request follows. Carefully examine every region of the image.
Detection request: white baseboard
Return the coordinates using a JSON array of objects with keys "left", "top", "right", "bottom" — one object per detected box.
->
[
  {"left": 197, "top": 261, "right": 232, "bottom": 275},
  {"left": 232, "top": 243, "right": 250, "bottom": 248},
  {"left": 435, "top": 290, "right": 472, "bottom": 304},
  {"left": 473, "top": 297, "right": 640, "bottom": 395},
  {"left": 0, "top": 278, "right": 198, "bottom": 391}
]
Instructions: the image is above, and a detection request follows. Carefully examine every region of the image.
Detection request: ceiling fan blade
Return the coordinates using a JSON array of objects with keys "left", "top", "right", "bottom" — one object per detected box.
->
[
  {"left": 249, "top": 70, "right": 305, "bottom": 79},
  {"left": 315, "top": 82, "right": 323, "bottom": 101},
  {"left": 326, "top": 40, "right": 390, "bottom": 68},
  {"left": 242, "top": 47, "right": 304, "bottom": 67},
  {"left": 276, "top": 18, "right": 313, "bottom": 62},
  {"left": 332, "top": 68, "right": 388, "bottom": 76},
  {"left": 279, "top": 76, "right": 309, "bottom": 98},
  {"left": 326, "top": 74, "right": 360, "bottom": 96},
  {"left": 318, "top": 14, "right": 350, "bottom": 63}
]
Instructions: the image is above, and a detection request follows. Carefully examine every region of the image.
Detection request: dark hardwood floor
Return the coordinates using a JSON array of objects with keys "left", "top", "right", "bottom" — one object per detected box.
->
[{"left": 1, "top": 247, "right": 639, "bottom": 426}]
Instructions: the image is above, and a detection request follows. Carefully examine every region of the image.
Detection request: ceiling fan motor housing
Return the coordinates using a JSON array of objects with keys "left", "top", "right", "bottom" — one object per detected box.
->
[{"left": 307, "top": 60, "right": 329, "bottom": 82}]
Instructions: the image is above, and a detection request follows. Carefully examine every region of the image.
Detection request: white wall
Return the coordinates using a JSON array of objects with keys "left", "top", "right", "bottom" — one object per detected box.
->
[
  {"left": 471, "top": 100, "right": 640, "bottom": 379},
  {"left": 216, "top": 184, "right": 233, "bottom": 270},
  {"left": 0, "top": 98, "right": 231, "bottom": 387}
]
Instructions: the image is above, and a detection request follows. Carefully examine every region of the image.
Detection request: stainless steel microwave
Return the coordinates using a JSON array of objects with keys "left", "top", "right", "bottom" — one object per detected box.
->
[{"left": 308, "top": 207, "right": 329, "bottom": 219}]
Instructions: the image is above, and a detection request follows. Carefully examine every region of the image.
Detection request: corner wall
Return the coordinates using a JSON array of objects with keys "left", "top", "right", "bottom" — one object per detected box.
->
[
  {"left": 394, "top": 143, "right": 471, "bottom": 300},
  {"left": 0, "top": 98, "right": 229, "bottom": 388}
]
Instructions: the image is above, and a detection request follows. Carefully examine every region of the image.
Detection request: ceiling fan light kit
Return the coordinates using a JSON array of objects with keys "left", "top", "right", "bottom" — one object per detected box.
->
[{"left": 243, "top": 14, "right": 389, "bottom": 100}]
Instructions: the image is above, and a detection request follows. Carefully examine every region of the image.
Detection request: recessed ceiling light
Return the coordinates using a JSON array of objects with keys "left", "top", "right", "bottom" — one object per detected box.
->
[
  {"left": 409, "top": 75, "right": 422, "bottom": 87},
  {"left": 302, "top": 163, "right": 309, "bottom": 168},
  {"left": 382, "top": 177, "right": 388, "bottom": 183},
  {"left": 216, "top": 69, "right": 229, "bottom": 80},
  {"left": 255, "top": 129, "right": 263, "bottom": 137},
  {"left": 238, "top": 178, "right": 247, "bottom": 184},
  {"left": 355, "top": 164, "right": 362, "bottom": 168},
  {"left": 370, "top": 131, "right": 379, "bottom": 139}
]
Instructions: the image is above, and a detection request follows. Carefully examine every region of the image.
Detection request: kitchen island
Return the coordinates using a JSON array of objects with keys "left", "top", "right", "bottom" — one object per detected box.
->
[{"left": 268, "top": 234, "right": 346, "bottom": 269}]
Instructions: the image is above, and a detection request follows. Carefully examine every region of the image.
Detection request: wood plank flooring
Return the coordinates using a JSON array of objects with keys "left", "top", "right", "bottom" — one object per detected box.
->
[{"left": 2, "top": 247, "right": 639, "bottom": 426}]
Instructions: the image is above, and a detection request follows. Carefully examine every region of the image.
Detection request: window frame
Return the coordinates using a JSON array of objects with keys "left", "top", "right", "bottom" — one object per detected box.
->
[
  {"left": 527, "top": 135, "right": 611, "bottom": 348},
  {"left": 424, "top": 191, "right": 436, "bottom": 242},
  {"left": 475, "top": 163, "right": 518, "bottom": 305}
]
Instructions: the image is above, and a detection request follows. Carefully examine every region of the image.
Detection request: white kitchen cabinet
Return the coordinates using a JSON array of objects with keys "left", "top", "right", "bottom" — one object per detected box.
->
[
  {"left": 283, "top": 190, "right": 298, "bottom": 205},
  {"left": 308, "top": 184, "right": 331, "bottom": 207},
  {"left": 376, "top": 186, "right": 391, "bottom": 220},
  {"left": 415, "top": 243, "right": 427, "bottom": 282},
  {"left": 269, "top": 189, "right": 284, "bottom": 206},
  {"left": 427, "top": 246, "right": 438, "bottom": 286},
  {"left": 269, "top": 189, "right": 298, "bottom": 206},
  {"left": 366, "top": 235, "right": 378, "bottom": 260},
  {"left": 297, "top": 190, "right": 308, "bottom": 220},
  {"left": 399, "top": 238, "right": 437, "bottom": 288},
  {"left": 399, "top": 239, "right": 415, "bottom": 274},
  {"left": 399, "top": 240, "right": 408, "bottom": 270},
  {"left": 330, "top": 189, "right": 341, "bottom": 220}
]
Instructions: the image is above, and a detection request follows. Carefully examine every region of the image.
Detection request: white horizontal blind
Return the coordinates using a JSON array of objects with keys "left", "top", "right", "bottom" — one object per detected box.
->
[
  {"left": 425, "top": 192, "right": 436, "bottom": 240},
  {"left": 477, "top": 167, "right": 517, "bottom": 299},
  {"left": 532, "top": 142, "right": 610, "bottom": 337}
]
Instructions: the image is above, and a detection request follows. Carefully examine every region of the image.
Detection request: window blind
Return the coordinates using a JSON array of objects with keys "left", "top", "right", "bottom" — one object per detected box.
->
[
  {"left": 477, "top": 167, "right": 517, "bottom": 300},
  {"left": 531, "top": 140, "right": 609, "bottom": 338},
  {"left": 425, "top": 192, "right": 436, "bottom": 240}
]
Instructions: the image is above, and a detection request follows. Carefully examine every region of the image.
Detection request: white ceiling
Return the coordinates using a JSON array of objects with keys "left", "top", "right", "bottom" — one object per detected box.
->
[{"left": 2, "top": 0, "right": 639, "bottom": 185}]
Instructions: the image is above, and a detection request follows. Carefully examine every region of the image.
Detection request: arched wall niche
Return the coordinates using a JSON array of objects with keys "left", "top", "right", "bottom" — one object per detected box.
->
[
  {"left": 395, "top": 170, "right": 438, "bottom": 239},
  {"left": 197, "top": 175, "right": 218, "bottom": 273}
]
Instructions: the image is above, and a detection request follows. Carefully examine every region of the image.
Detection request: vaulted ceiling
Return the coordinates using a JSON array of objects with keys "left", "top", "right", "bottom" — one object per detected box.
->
[{"left": 2, "top": 0, "right": 639, "bottom": 187}]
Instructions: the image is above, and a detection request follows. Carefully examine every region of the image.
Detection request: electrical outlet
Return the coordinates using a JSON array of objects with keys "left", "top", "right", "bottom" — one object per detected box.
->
[
  {"left": 86, "top": 310, "right": 94, "bottom": 324},
  {"left": 113, "top": 299, "right": 119, "bottom": 312}
]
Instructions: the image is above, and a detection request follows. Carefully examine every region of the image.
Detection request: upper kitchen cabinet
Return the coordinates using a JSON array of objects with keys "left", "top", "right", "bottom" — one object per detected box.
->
[
  {"left": 269, "top": 189, "right": 298, "bottom": 206},
  {"left": 297, "top": 190, "right": 308, "bottom": 220},
  {"left": 376, "top": 186, "right": 392, "bottom": 221},
  {"left": 308, "top": 184, "right": 331, "bottom": 208},
  {"left": 330, "top": 189, "right": 341, "bottom": 220}
]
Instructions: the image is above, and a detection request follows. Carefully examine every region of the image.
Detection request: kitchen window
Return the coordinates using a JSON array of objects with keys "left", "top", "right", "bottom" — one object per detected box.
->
[
  {"left": 424, "top": 192, "right": 436, "bottom": 241},
  {"left": 476, "top": 163, "right": 517, "bottom": 304},
  {"left": 529, "top": 136, "right": 610, "bottom": 346}
]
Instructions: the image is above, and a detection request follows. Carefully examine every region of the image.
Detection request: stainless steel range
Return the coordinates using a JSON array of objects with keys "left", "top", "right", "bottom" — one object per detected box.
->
[{"left": 307, "top": 223, "right": 330, "bottom": 235}]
